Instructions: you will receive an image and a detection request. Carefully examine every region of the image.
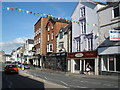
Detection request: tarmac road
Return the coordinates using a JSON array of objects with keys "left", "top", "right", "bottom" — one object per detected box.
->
[{"left": 24, "top": 66, "right": 119, "bottom": 89}]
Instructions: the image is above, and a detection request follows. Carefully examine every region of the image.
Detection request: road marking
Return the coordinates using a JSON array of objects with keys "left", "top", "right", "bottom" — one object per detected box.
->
[
  {"left": 60, "top": 81, "right": 68, "bottom": 86},
  {"left": 63, "top": 86, "right": 68, "bottom": 88},
  {"left": 5, "top": 77, "right": 13, "bottom": 88},
  {"left": 44, "top": 77, "right": 47, "bottom": 80},
  {"left": 8, "top": 82, "right": 12, "bottom": 88},
  {"left": 69, "top": 85, "right": 87, "bottom": 88}
]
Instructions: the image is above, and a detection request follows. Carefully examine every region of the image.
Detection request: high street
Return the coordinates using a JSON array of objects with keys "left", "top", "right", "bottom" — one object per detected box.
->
[{"left": 1, "top": 62, "right": 119, "bottom": 90}]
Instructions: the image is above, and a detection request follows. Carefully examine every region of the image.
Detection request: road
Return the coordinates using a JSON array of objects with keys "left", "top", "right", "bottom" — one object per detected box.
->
[
  {"left": 2, "top": 63, "right": 65, "bottom": 90},
  {"left": 2, "top": 71, "right": 45, "bottom": 89},
  {"left": 25, "top": 66, "right": 119, "bottom": 89},
  {"left": 1, "top": 63, "right": 119, "bottom": 90}
]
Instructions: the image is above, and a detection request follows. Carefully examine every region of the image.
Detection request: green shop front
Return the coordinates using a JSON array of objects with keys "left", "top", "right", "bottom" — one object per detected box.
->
[{"left": 45, "top": 52, "right": 67, "bottom": 72}]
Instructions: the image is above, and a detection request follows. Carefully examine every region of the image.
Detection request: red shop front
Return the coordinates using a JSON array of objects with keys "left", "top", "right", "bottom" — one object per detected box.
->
[{"left": 67, "top": 51, "right": 99, "bottom": 75}]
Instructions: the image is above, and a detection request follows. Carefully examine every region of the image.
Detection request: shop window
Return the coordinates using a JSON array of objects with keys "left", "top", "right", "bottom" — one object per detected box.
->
[
  {"left": 103, "top": 56, "right": 108, "bottom": 71},
  {"left": 75, "top": 60, "right": 80, "bottom": 70},
  {"left": 109, "top": 55, "right": 114, "bottom": 71},
  {"left": 116, "top": 55, "right": 120, "bottom": 71}
]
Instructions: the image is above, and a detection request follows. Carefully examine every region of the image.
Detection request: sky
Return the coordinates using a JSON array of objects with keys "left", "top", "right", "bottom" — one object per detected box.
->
[{"left": 1, "top": 1, "right": 78, "bottom": 54}]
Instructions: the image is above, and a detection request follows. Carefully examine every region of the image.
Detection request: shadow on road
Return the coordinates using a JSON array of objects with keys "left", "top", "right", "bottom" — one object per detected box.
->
[{"left": 2, "top": 71, "right": 45, "bottom": 90}]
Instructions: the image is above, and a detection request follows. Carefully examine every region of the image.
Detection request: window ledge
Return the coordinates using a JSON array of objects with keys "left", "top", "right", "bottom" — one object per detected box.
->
[{"left": 111, "top": 16, "right": 120, "bottom": 21}]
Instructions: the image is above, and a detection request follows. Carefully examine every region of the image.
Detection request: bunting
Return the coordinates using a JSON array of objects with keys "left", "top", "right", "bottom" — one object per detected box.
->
[{"left": 2, "top": 6, "right": 98, "bottom": 26}]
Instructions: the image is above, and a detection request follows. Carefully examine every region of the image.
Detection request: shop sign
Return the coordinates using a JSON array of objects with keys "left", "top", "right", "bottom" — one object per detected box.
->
[
  {"left": 75, "top": 53, "right": 84, "bottom": 57},
  {"left": 109, "top": 30, "right": 120, "bottom": 41},
  {"left": 67, "top": 51, "right": 97, "bottom": 59}
]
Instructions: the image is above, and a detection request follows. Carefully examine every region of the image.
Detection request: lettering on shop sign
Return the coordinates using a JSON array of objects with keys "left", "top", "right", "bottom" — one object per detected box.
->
[
  {"left": 75, "top": 53, "right": 84, "bottom": 57},
  {"left": 86, "top": 53, "right": 94, "bottom": 56}
]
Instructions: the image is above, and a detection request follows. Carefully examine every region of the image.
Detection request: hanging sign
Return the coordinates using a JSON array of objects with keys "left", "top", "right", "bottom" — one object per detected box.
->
[{"left": 109, "top": 30, "right": 120, "bottom": 41}]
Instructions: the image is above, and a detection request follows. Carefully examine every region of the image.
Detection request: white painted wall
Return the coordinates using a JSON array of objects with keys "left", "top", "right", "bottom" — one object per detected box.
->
[{"left": 71, "top": 2, "right": 103, "bottom": 52}]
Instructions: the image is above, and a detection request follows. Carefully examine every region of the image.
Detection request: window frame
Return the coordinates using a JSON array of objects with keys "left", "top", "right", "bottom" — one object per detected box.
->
[{"left": 112, "top": 5, "right": 119, "bottom": 18}]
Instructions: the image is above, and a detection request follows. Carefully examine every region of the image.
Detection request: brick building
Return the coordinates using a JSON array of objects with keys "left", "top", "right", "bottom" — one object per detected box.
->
[
  {"left": 34, "top": 17, "right": 70, "bottom": 69},
  {"left": 34, "top": 17, "right": 49, "bottom": 67}
]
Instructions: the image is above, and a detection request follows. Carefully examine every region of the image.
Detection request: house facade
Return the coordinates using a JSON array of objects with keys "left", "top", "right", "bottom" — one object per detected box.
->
[
  {"left": 34, "top": 17, "right": 49, "bottom": 68},
  {"left": 44, "top": 18, "right": 69, "bottom": 71},
  {"left": 69, "top": 1, "right": 105, "bottom": 75},
  {"left": 23, "top": 39, "right": 34, "bottom": 64},
  {"left": 97, "top": 2, "right": 120, "bottom": 75},
  {"left": 0, "top": 51, "right": 5, "bottom": 63},
  {"left": 56, "top": 23, "right": 72, "bottom": 72}
]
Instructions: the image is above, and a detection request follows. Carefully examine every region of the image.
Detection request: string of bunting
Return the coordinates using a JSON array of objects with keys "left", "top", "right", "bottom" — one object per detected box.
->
[{"left": 2, "top": 6, "right": 97, "bottom": 26}]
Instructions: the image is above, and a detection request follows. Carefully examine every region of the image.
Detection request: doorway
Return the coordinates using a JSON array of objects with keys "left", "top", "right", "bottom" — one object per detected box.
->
[{"left": 85, "top": 59, "right": 95, "bottom": 72}]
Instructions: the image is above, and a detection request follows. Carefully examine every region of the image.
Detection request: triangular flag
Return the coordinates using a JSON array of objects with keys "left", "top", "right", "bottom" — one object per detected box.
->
[
  {"left": 11, "top": 8, "right": 14, "bottom": 11},
  {"left": 26, "top": 11, "right": 29, "bottom": 14},
  {"left": 40, "top": 13, "right": 43, "bottom": 16},
  {"left": 18, "top": 9, "right": 22, "bottom": 11},
  {"left": 36, "top": 13, "right": 40, "bottom": 15},
  {"left": 2, "top": 7, "right": 6, "bottom": 10},
  {"left": 22, "top": 10, "right": 25, "bottom": 13},
  {"left": 7, "top": 7, "right": 10, "bottom": 10},
  {"left": 15, "top": 8, "right": 18, "bottom": 11},
  {"left": 30, "top": 12, "right": 32, "bottom": 14}
]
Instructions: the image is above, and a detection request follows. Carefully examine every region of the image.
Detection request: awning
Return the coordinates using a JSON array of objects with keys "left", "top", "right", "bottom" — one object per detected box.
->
[{"left": 98, "top": 46, "right": 120, "bottom": 55}]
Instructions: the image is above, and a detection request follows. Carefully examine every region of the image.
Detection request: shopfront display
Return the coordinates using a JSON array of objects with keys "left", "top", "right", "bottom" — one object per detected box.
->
[
  {"left": 67, "top": 50, "right": 99, "bottom": 75},
  {"left": 45, "top": 52, "right": 67, "bottom": 72}
]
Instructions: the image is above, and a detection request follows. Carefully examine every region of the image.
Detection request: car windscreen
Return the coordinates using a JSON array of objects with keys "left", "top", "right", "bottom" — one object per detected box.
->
[{"left": 7, "top": 65, "right": 17, "bottom": 68}]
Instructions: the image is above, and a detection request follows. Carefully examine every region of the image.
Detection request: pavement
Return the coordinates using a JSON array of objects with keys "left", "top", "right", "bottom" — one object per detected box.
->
[
  {"left": 34, "top": 67, "right": 119, "bottom": 81},
  {"left": 19, "top": 69, "right": 67, "bottom": 89}
]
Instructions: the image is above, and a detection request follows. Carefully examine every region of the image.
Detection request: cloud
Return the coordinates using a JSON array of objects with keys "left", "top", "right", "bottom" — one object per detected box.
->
[{"left": 0, "top": 37, "right": 33, "bottom": 54}]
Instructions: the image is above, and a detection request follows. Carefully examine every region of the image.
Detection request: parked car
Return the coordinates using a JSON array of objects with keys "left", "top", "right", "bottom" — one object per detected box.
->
[
  {"left": 17, "top": 62, "right": 22, "bottom": 68},
  {"left": 4, "top": 64, "right": 19, "bottom": 74},
  {"left": 20, "top": 63, "right": 30, "bottom": 69}
]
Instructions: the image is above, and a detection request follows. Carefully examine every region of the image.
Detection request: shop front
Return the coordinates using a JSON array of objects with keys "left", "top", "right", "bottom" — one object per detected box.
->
[
  {"left": 67, "top": 50, "right": 99, "bottom": 75},
  {"left": 45, "top": 52, "right": 67, "bottom": 72},
  {"left": 98, "top": 46, "right": 120, "bottom": 76}
]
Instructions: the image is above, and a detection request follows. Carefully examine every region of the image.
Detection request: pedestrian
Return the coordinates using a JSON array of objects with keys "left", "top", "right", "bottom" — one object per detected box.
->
[{"left": 86, "top": 62, "right": 92, "bottom": 75}]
